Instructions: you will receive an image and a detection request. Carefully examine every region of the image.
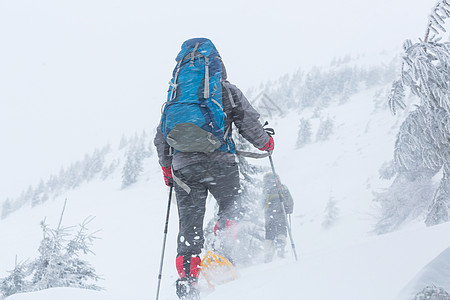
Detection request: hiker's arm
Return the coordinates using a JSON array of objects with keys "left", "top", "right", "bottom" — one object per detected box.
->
[
  {"left": 227, "top": 83, "right": 269, "bottom": 149},
  {"left": 154, "top": 125, "right": 172, "bottom": 168}
]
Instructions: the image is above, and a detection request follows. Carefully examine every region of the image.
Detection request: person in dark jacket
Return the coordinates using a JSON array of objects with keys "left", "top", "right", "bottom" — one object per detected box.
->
[
  {"left": 154, "top": 38, "right": 274, "bottom": 299},
  {"left": 262, "top": 172, "right": 293, "bottom": 262}
]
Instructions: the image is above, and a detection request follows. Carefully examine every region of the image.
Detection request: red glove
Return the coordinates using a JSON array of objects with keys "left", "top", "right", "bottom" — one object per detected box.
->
[
  {"left": 162, "top": 166, "right": 173, "bottom": 187},
  {"left": 258, "top": 135, "right": 274, "bottom": 151}
]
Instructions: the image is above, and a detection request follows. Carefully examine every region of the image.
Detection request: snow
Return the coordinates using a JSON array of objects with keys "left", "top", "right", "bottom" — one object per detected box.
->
[
  {"left": 399, "top": 246, "right": 450, "bottom": 299},
  {"left": 1, "top": 63, "right": 450, "bottom": 300},
  {"left": 5, "top": 288, "right": 108, "bottom": 300}
]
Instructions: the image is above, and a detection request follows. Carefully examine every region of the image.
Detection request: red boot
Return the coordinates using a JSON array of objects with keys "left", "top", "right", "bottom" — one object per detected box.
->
[{"left": 175, "top": 255, "right": 201, "bottom": 300}]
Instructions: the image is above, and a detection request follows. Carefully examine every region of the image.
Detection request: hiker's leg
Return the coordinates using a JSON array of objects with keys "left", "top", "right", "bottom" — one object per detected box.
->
[
  {"left": 207, "top": 162, "right": 242, "bottom": 225},
  {"left": 273, "top": 211, "right": 287, "bottom": 258},
  {"left": 174, "top": 163, "right": 209, "bottom": 257},
  {"left": 264, "top": 212, "right": 276, "bottom": 263},
  {"left": 173, "top": 163, "right": 208, "bottom": 299},
  {"left": 207, "top": 162, "right": 241, "bottom": 261}
]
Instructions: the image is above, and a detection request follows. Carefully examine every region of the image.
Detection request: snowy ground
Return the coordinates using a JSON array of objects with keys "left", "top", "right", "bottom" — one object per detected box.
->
[{"left": 1, "top": 83, "right": 449, "bottom": 300}]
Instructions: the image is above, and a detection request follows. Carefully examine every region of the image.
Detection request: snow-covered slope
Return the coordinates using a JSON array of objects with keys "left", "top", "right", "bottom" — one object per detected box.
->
[
  {"left": 399, "top": 245, "right": 450, "bottom": 300},
  {"left": 1, "top": 59, "right": 449, "bottom": 300}
]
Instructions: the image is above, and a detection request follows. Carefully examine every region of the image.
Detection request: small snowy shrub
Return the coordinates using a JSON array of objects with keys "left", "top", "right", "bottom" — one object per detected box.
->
[
  {"left": 0, "top": 259, "right": 31, "bottom": 299},
  {"left": 0, "top": 203, "right": 102, "bottom": 299},
  {"left": 296, "top": 118, "right": 312, "bottom": 149},
  {"left": 414, "top": 285, "right": 450, "bottom": 300},
  {"left": 316, "top": 117, "right": 334, "bottom": 142},
  {"left": 322, "top": 197, "right": 340, "bottom": 229}
]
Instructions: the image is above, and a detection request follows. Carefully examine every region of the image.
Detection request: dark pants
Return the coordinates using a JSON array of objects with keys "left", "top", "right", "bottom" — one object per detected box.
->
[
  {"left": 265, "top": 208, "right": 287, "bottom": 240},
  {"left": 173, "top": 161, "right": 241, "bottom": 257}
]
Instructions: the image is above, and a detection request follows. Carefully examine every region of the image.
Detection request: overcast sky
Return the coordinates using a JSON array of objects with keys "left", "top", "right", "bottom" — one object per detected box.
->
[{"left": 0, "top": 0, "right": 435, "bottom": 200}]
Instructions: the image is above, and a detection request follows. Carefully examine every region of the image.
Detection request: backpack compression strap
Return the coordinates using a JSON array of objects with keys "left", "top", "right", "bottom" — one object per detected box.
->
[
  {"left": 169, "top": 61, "right": 181, "bottom": 101},
  {"left": 204, "top": 57, "right": 209, "bottom": 99},
  {"left": 235, "top": 150, "right": 272, "bottom": 159},
  {"left": 169, "top": 42, "right": 211, "bottom": 102}
]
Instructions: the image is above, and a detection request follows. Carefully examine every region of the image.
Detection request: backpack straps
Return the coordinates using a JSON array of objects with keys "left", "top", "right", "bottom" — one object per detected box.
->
[
  {"left": 236, "top": 150, "right": 271, "bottom": 159},
  {"left": 190, "top": 42, "right": 199, "bottom": 66},
  {"left": 223, "top": 82, "right": 237, "bottom": 108},
  {"left": 172, "top": 171, "right": 191, "bottom": 194},
  {"left": 175, "top": 42, "right": 211, "bottom": 101},
  {"left": 204, "top": 57, "right": 210, "bottom": 99},
  {"left": 169, "top": 61, "right": 182, "bottom": 101}
]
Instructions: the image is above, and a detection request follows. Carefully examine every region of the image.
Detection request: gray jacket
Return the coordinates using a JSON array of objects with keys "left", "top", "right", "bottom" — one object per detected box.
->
[{"left": 154, "top": 81, "right": 269, "bottom": 170}]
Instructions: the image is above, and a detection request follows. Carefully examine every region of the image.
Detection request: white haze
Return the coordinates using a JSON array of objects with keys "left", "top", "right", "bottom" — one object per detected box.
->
[{"left": 0, "top": 0, "right": 435, "bottom": 200}]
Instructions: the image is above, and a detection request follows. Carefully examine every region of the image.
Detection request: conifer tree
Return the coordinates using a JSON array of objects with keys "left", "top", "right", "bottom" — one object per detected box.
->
[
  {"left": 322, "top": 196, "right": 340, "bottom": 229},
  {"left": 30, "top": 206, "right": 101, "bottom": 291},
  {"left": 121, "top": 145, "right": 143, "bottom": 188},
  {"left": 0, "top": 258, "right": 30, "bottom": 299},
  {"left": 316, "top": 117, "right": 335, "bottom": 142},
  {"left": 0, "top": 202, "right": 101, "bottom": 298},
  {"left": 296, "top": 118, "right": 312, "bottom": 149},
  {"left": 121, "top": 134, "right": 149, "bottom": 188},
  {"left": 387, "top": 0, "right": 450, "bottom": 227},
  {"left": 1, "top": 199, "right": 13, "bottom": 219}
]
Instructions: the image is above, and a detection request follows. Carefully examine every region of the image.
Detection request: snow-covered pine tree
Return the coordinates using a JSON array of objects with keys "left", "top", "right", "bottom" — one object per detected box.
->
[
  {"left": 426, "top": 163, "right": 450, "bottom": 226},
  {"left": 316, "top": 117, "right": 335, "bottom": 142},
  {"left": 0, "top": 202, "right": 101, "bottom": 298},
  {"left": 31, "top": 180, "right": 47, "bottom": 207},
  {"left": 64, "top": 161, "right": 82, "bottom": 190},
  {"left": 339, "top": 67, "right": 358, "bottom": 104},
  {"left": 414, "top": 285, "right": 450, "bottom": 300},
  {"left": 121, "top": 132, "right": 152, "bottom": 188},
  {"left": 387, "top": 0, "right": 450, "bottom": 227},
  {"left": 296, "top": 118, "right": 312, "bottom": 149},
  {"left": 31, "top": 216, "right": 101, "bottom": 291},
  {"left": 46, "top": 175, "right": 60, "bottom": 197},
  {"left": 121, "top": 144, "right": 144, "bottom": 188},
  {"left": 1, "top": 199, "right": 12, "bottom": 219},
  {"left": 0, "top": 257, "right": 30, "bottom": 299},
  {"left": 322, "top": 196, "right": 340, "bottom": 229},
  {"left": 82, "top": 146, "right": 109, "bottom": 182},
  {"left": 374, "top": 172, "right": 436, "bottom": 234},
  {"left": 101, "top": 159, "right": 120, "bottom": 180},
  {"left": 300, "top": 67, "right": 324, "bottom": 108},
  {"left": 289, "top": 69, "right": 304, "bottom": 109},
  {"left": 5, "top": 132, "right": 153, "bottom": 216}
]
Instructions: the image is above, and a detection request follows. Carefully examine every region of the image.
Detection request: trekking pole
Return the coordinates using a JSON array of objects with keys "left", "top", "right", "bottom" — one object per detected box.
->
[
  {"left": 268, "top": 155, "right": 299, "bottom": 261},
  {"left": 156, "top": 186, "right": 174, "bottom": 300}
]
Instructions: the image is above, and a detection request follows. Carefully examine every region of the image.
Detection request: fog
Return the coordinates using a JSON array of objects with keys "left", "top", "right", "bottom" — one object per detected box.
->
[{"left": 0, "top": 0, "right": 434, "bottom": 199}]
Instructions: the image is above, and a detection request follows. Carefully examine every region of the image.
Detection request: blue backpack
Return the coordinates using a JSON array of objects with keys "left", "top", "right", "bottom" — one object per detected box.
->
[{"left": 160, "top": 38, "right": 234, "bottom": 153}]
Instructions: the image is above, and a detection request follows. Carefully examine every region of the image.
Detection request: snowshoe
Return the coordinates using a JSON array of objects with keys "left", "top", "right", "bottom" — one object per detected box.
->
[
  {"left": 200, "top": 250, "right": 237, "bottom": 289},
  {"left": 176, "top": 277, "right": 200, "bottom": 300}
]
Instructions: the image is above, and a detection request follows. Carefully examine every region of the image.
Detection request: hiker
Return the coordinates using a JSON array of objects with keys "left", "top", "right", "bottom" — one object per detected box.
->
[
  {"left": 154, "top": 38, "right": 274, "bottom": 299},
  {"left": 262, "top": 172, "right": 293, "bottom": 263}
]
